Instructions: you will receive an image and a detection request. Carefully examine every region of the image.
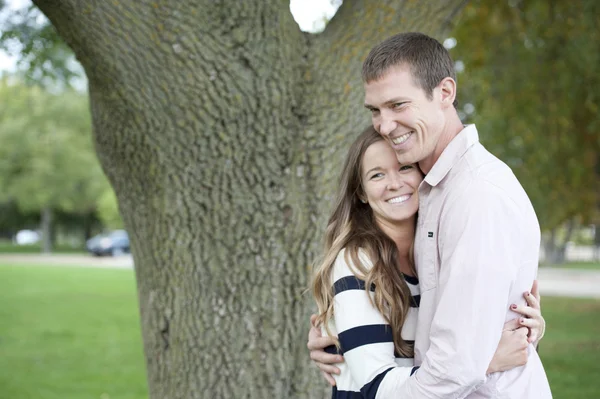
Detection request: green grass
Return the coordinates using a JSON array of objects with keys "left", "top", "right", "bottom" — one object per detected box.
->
[
  {"left": 539, "top": 296, "right": 600, "bottom": 398},
  {"left": 0, "top": 264, "right": 147, "bottom": 399},
  {"left": 542, "top": 261, "right": 600, "bottom": 270},
  {"left": 0, "top": 240, "right": 85, "bottom": 254},
  {"left": 0, "top": 264, "right": 598, "bottom": 398}
]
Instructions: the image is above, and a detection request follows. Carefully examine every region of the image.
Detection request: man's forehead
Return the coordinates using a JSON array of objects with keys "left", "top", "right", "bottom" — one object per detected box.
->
[{"left": 364, "top": 67, "right": 420, "bottom": 103}]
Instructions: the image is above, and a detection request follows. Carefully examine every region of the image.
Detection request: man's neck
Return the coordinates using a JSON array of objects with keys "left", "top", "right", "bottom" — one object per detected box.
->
[{"left": 418, "top": 116, "right": 464, "bottom": 175}]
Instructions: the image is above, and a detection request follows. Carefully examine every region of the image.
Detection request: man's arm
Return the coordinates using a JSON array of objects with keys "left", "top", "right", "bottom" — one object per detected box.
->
[{"left": 396, "top": 181, "right": 526, "bottom": 398}]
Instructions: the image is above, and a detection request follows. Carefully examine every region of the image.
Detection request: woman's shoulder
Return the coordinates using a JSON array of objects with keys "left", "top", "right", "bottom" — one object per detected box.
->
[{"left": 332, "top": 247, "right": 373, "bottom": 282}]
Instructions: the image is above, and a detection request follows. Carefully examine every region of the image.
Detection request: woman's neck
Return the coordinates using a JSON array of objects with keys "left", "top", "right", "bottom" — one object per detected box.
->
[{"left": 377, "top": 217, "right": 416, "bottom": 275}]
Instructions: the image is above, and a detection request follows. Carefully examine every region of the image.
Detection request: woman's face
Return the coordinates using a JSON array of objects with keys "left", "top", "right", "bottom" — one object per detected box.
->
[{"left": 360, "top": 140, "right": 423, "bottom": 227}]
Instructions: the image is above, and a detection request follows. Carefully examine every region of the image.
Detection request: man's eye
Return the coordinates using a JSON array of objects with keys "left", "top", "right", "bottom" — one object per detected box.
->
[
  {"left": 369, "top": 108, "right": 379, "bottom": 115},
  {"left": 399, "top": 165, "right": 413, "bottom": 171},
  {"left": 392, "top": 102, "right": 406, "bottom": 109}
]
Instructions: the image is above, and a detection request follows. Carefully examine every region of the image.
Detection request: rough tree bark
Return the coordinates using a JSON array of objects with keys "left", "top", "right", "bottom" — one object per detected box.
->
[{"left": 32, "top": 0, "right": 467, "bottom": 397}]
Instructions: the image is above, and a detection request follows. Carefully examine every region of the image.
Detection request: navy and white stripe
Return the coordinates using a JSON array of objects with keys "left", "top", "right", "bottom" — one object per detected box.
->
[{"left": 324, "top": 249, "right": 420, "bottom": 399}]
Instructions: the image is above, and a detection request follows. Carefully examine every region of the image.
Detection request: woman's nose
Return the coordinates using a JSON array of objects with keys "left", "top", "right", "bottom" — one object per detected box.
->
[{"left": 386, "top": 176, "right": 403, "bottom": 190}]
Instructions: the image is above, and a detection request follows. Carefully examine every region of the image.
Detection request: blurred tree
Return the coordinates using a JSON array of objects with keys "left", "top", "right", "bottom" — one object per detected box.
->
[
  {"left": 452, "top": 0, "right": 600, "bottom": 262},
  {"left": 4, "top": 0, "right": 468, "bottom": 397},
  {"left": 97, "top": 188, "right": 124, "bottom": 229},
  {"left": 0, "top": 79, "right": 111, "bottom": 252},
  {"left": 0, "top": 1, "right": 82, "bottom": 88}
]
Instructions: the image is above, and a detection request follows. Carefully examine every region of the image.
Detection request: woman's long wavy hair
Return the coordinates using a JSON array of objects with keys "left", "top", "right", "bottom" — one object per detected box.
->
[{"left": 311, "top": 126, "right": 417, "bottom": 358}]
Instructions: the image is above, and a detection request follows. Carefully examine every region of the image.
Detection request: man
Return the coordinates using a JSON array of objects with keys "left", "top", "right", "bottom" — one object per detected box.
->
[{"left": 307, "top": 32, "right": 551, "bottom": 398}]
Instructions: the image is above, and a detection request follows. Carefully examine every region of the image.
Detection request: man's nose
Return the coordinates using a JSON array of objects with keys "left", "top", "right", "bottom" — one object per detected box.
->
[{"left": 379, "top": 115, "right": 397, "bottom": 137}]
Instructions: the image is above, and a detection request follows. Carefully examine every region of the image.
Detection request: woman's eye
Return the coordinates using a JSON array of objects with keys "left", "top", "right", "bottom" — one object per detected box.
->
[
  {"left": 399, "top": 165, "right": 413, "bottom": 171},
  {"left": 370, "top": 172, "right": 383, "bottom": 179}
]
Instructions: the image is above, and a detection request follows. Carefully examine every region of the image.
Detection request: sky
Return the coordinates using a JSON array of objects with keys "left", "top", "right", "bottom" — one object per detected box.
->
[{"left": 0, "top": 0, "right": 341, "bottom": 72}]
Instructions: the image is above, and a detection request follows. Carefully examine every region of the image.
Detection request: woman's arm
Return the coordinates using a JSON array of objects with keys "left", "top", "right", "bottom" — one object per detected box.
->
[
  {"left": 487, "top": 280, "right": 546, "bottom": 373},
  {"left": 329, "top": 252, "right": 416, "bottom": 398}
]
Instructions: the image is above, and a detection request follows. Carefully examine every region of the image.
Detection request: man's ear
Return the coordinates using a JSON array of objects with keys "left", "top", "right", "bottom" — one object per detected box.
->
[{"left": 438, "top": 77, "right": 457, "bottom": 108}]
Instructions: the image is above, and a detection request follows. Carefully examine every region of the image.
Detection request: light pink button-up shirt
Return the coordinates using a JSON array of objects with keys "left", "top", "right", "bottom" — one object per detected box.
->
[{"left": 391, "top": 125, "right": 552, "bottom": 398}]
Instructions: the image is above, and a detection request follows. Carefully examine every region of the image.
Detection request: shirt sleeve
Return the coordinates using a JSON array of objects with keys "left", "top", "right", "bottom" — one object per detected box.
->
[
  {"left": 331, "top": 251, "right": 417, "bottom": 399},
  {"left": 395, "top": 181, "right": 524, "bottom": 398}
]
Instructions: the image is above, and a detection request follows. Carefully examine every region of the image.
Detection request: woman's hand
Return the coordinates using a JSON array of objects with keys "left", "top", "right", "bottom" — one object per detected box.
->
[
  {"left": 487, "top": 280, "right": 546, "bottom": 374},
  {"left": 487, "top": 319, "right": 529, "bottom": 373},
  {"left": 511, "top": 280, "right": 545, "bottom": 345}
]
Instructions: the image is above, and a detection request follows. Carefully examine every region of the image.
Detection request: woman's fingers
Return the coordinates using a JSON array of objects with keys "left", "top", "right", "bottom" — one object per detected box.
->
[
  {"left": 510, "top": 303, "right": 537, "bottom": 318},
  {"left": 516, "top": 316, "right": 542, "bottom": 343},
  {"left": 523, "top": 290, "right": 540, "bottom": 309},
  {"left": 530, "top": 280, "right": 541, "bottom": 304},
  {"left": 503, "top": 318, "right": 521, "bottom": 331}
]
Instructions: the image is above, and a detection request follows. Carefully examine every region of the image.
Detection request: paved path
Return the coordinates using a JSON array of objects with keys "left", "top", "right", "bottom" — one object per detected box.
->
[
  {"left": 0, "top": 253, "right": 134, "bottom": 269},
  {"left": 537, "top": 267, "right": 600, "bottom": 299},
  {"left": 1, "top": 254, "right": 599, "bottom": 299}
]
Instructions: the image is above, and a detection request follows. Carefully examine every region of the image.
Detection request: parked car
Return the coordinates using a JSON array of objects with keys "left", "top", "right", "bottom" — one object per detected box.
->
[
  {"left": 86, "top": 230, "right": 130, "bottom": 256},
  {"left": 14, "top": 230, "right": 40, "bottom": 245}
]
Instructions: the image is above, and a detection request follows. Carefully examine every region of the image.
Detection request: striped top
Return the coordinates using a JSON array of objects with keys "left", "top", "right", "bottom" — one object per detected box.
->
[{"left": 323, "top": 249, "right": 420, "bottom": 399}]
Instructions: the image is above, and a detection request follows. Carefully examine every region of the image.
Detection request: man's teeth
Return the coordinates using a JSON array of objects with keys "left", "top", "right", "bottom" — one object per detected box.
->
[
  {"left": 392, "top": 132, "right": 412, "bottom": 145},
  {"left": 388, "top": 195, "right": 410, "bottom": 204}
]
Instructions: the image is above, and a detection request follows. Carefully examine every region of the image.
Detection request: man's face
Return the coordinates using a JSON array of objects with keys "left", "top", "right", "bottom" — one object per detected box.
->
[{"left": 364, "top": 66, "right": 446, "bottom": 165}]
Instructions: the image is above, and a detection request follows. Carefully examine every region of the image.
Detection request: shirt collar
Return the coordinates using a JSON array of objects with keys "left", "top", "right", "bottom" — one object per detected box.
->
[{"left": 423, "top": 124, "right": 480, "bottom": 187}]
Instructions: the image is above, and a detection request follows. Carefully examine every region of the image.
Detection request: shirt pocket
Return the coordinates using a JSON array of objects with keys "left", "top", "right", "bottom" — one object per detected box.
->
[{"left": 416, "top": 221, "right": 438, "bottom": 293}]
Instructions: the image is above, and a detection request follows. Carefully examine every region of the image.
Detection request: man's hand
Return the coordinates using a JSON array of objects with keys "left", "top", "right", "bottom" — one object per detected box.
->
[{"left": 307, "top": 314, "right": 344, "bottom": 386}]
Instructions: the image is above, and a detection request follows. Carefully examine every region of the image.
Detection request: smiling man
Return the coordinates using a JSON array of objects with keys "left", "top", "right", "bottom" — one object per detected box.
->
[{"left": 308, "top": 32, "right": 552, "bottom": 398}]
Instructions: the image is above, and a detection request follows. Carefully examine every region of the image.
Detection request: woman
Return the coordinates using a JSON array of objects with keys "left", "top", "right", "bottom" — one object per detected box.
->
[{"left": 311, "top": 126, "right": 544, "bottom": 398}]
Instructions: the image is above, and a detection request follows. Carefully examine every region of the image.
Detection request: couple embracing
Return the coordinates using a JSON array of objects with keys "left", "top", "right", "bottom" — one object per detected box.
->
[{"left": 308, "top": 32, "right": 552, "bottom": 398}]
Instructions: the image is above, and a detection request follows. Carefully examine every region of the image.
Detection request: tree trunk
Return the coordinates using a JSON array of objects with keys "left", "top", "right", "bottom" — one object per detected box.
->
[
  {"left": 40, "top": 206, "right": 52, "bottom": 254},
  {"left": 544, "top": 220, "right": 576, "bottom": 265},
  {"left": 32, "top": 0, "right": 467, "bottom": 397}
]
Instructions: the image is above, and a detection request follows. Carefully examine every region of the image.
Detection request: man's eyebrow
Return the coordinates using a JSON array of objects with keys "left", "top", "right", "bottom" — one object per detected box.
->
[
  {"left": 364, "top": 98, "right": 409, "bottom": 109},
  {"left": 383, "top": 97, "right": 408, "bottom": 105}
]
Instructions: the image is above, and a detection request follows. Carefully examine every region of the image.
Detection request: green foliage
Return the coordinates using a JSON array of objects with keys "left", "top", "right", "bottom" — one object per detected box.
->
[
  {"left": 0, "top": 79, "right": 111, "bottom": 218},
  {"left": 97, "top": 189, "right": 124, "bottom": 229},
  {"left": 452, "top": 0, "right": 600, "bottom": 230},
  {"left": 0, "top": 2, "right": 82, "bottom": 88}
]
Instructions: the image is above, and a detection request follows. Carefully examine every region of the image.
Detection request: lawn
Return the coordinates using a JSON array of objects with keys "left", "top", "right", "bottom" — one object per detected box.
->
[
  {"left": 0, "top": 240, "right": 85, "bottom": 254},
  {"left": 0, "top": 264, "right": 598, "bottom": 398},
  {"left": 542, "top": 261, "right": 600, "bottom": 270},
  {"left": 0, "top": 264, "right": 148, "bottom": 399},
  {"left": 539, "top": 296, "right": 600, "bottom": 398}
]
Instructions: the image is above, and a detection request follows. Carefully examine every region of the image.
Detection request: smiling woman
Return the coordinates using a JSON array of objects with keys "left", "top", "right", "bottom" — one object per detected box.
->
[{"left": 311, "top": 126, "right": 422, "bottom": 398}]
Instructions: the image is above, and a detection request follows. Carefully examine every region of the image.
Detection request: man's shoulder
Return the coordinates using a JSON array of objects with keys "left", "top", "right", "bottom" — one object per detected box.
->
[{"left": 450, "top": 143, "right": 526, "bottom": 195}]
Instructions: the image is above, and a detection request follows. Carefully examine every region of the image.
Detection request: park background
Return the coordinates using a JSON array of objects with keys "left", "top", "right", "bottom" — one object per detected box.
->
[{"left": 0, "top": 0, "right": 599, "bottom": 398}]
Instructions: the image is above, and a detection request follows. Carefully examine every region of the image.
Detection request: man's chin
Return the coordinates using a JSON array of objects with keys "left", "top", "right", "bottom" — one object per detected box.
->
[{"left": 395, "top": 151, "right": 419, "bottom": 165}]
